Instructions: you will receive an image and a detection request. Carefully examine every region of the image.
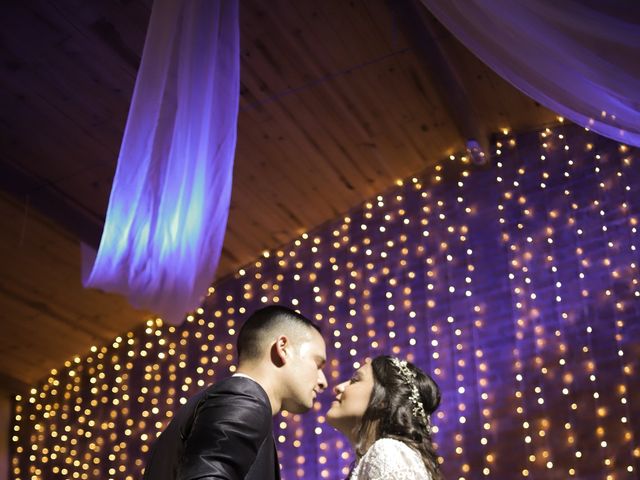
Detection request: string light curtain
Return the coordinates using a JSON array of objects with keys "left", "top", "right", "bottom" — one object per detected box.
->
[
  {"left": 13, "top": 123, "right": 639, "bottom": 479},
  {"left": 420, "top": 0, "right": 640, "bottom": 147},
  {"left": 83, "top": 0, "right": 240, "bottom": 325}
]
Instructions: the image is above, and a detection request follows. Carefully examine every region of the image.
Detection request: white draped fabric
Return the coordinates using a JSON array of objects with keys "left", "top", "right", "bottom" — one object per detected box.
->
[
  {"left": 421, "top": 0, "right": 640, "bottom": 146},
  {"left": 84, "top": 0, "right": 239, "bottom": 325}
]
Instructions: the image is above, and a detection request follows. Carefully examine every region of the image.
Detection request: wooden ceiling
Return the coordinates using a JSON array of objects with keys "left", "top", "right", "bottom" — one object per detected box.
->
[{"left": 0, "top": 0, "right": 556, "bottom": 393}]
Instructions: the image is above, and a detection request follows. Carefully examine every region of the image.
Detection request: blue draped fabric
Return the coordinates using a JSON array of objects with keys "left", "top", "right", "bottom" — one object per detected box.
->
[
  {"left": 421, "top": 0, "right": 640, "bottom": 146},
  {"left": 84, "top": 0, "right": 239, "bottom": 325}
]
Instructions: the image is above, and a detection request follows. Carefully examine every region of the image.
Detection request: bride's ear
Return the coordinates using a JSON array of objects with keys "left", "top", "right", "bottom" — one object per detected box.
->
[{"left": 271, "top": 335, "right": 290, "bottom": 367}]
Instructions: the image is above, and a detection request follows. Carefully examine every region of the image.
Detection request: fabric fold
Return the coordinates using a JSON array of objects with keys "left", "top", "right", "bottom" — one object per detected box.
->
[
  {"left": 84, "top": 0, "right": 240, "bottom": 325},
  {"left": 421, "top": 0, "right": 640, "bottom": 146}
]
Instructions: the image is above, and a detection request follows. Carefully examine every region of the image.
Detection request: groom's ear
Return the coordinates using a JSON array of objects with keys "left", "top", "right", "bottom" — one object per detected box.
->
[{"left": 271, "top": 335, "right": 289, "bottom": 367}]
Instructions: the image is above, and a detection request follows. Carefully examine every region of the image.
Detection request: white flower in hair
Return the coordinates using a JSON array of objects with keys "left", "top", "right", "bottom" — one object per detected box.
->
[{"left": 389, "top": 357, "right": 431, "bottom": 433}]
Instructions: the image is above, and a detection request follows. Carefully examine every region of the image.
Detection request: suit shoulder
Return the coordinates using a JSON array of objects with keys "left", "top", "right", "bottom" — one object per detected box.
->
[{"left": 208, "top": 376, "right": 270, "bottom": 406}]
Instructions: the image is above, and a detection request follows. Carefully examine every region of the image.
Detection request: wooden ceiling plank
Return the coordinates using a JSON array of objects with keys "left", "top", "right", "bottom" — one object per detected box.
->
[
  {"left": 240, "top": 95, "right": 361, "bottom": 209},
  {"left": 0, "top": 290, "right": 98, "bottom": 360},
  {"left": 389, "top": 0, "right": 491, "bottom": 159},
  {"left": 52, "top": 0, "right": 150, "bottom": 66},
  {"left": 240, "top": 0, "right": 323, "bottom": 94},
  {"left": 257, "top": 65, "right": 434, "bottom": 194},
  {"left": 225, "top": 197, "right": 304, "bottom": 257},
  {"left": 291, "top": 64, "right": 442, "bottom": 181},
  {"left": 0, "top": 58, "right": 128, "bottom": 157},
  {"left": 236, "top": 115, "right": 349, "bottom": 220},
  {"left": 22, "top": 0, "right": 141, "bottom": 79},
  {"left": 0, "top": 161, "right": 104, "bottom": 249},
  {"left": 0, "top": 195, "right": 145, "bottom": 338},
  {"left": 0, "top": 272, "right": 118, "bottom": 344},
  {"left": 0, "top": 370, "right": 31, "bottom": 395},
  {"left": 3, "top": 2, "right": 136, "bottom": 123},
  {"left": 311, "top": 0, "right": 404, "bottom": 60},
  {"left": 0, "top": 83, "right": 113, "bottom": 192},
  {"left": 249, "top": 4, "right": 456, "bottom": 178},
  {"left": 0, "top": 87, "right": 119, "bottom": 220},
  {"left": 232, "top": 66, "right": 456, "bottom": 271}
]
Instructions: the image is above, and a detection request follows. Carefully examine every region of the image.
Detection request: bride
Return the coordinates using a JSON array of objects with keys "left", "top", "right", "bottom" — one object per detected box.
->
[{"left": 326, "top": 355, "right": 443, "bottom": 479}]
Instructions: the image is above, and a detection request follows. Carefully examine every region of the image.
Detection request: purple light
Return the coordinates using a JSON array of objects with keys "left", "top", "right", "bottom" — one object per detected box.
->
[
  {"left": 83, "top": 0, "right": 239, "bottom": 325},
  {"left": 12, "top": 124, "right": 640, "bottom": 479}
]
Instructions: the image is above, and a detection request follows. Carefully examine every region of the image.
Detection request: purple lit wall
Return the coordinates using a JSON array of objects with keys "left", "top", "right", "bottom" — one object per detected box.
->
[{"left": 11, "top": 123, "right": 640, "bottom": 479}]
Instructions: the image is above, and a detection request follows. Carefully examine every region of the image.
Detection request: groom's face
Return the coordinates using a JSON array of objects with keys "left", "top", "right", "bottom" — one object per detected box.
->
[{"left": 281, "top": 328, "right": 328, "bottom": 413}]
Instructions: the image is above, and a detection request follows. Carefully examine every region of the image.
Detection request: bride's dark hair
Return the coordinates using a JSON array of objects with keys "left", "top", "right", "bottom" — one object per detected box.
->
[{"left": 353, "top": 355, "right": 443, "bottom": 479}]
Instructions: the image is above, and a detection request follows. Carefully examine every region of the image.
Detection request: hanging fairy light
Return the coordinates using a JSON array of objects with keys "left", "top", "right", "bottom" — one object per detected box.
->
[{"left": 11, "top": 123, "right": 640, "bottom": 480}]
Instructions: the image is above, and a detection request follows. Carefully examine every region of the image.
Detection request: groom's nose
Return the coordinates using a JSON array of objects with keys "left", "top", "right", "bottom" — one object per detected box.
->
[{"left": 317, "top": 369, "right": 328, "bottom": 391}]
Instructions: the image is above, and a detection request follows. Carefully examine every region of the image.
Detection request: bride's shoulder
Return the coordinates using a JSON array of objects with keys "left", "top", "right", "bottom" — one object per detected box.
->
[
  {"left": 366, "top": 437, "right": 419, "bottom": 458},
  {"left": 370, "top": 437, "right": 413, "bottom": 450},
  {"left": 352, "top": 437, "right": 430, "bottom": 480}
]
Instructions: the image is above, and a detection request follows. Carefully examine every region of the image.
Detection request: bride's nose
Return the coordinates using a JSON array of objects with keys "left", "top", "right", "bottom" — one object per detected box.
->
[{"left": 333, "top": 382, "right": 346, "bottom": 395}]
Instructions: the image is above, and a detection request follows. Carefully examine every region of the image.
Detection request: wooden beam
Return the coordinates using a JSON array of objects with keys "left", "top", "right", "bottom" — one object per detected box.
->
[
  {"left": 388, "top": 0, "right": 490, "bottom": 163},
  {"left": 0, "top": 160, "right": 104, "bottom": 249},
  {"left": 0, "top": 370, "right": 31, "bottom": 396}
]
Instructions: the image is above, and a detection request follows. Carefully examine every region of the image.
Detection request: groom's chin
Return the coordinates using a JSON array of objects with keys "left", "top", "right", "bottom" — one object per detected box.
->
[{"left": 282, "top": 401, "right": 312, "bottom": 414}]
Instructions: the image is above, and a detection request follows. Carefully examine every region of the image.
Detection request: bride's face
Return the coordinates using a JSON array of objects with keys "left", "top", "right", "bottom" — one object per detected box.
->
[{"left": 326, "top": 360, "right": 375, "bottom": 435}]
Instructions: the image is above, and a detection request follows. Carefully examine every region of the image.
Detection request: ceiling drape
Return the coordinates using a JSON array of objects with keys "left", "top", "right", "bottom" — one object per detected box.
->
[
  {"left": 421, "top": 0, "right": 640, "bottom": 146},
  {"left": 83, "top": 0, "right": 239, "bottom": 325}
]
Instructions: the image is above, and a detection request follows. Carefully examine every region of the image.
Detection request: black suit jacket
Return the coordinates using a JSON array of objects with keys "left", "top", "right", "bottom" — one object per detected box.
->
[{"left": 143, "top": 376, "right": 280, "bottom": 480}]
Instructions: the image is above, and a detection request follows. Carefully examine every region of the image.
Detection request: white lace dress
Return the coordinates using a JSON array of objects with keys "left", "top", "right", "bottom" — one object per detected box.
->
[{"left": 349, "top": 438, "right": 432, "bottom": 479}]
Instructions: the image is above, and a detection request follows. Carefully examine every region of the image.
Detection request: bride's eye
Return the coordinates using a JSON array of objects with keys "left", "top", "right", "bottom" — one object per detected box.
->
[{"left": 349, "top": 376, "right": 358, "bottom": 384}]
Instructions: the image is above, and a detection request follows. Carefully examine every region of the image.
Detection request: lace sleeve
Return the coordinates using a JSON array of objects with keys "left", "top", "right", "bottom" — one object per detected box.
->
[{"left": 351, "top": 438, "right": 432, "bottom": 480}]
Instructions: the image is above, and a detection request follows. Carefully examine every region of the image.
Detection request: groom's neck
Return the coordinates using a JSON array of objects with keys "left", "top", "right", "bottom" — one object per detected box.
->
[{"left": 236, "top": 363, "right": 282, "bottom": 416}]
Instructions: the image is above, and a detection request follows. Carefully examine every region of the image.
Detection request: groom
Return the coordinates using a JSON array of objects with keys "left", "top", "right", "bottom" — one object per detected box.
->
[{"left": 143, "top": 305, "right": 328, "bottom": 479}]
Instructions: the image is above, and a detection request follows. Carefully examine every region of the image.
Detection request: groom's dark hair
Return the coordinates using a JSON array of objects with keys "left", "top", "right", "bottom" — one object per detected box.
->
[{"left": 237, "top": 305, "right": 320, "bottom": 362}]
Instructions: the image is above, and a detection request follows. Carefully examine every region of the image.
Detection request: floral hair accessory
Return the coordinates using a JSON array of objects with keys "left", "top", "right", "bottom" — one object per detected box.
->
[{"left": 389, "top": 357, "right": 431, "bottom": 433}]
